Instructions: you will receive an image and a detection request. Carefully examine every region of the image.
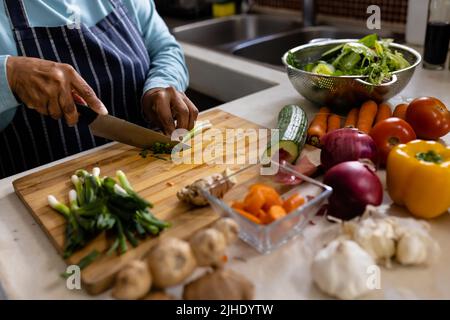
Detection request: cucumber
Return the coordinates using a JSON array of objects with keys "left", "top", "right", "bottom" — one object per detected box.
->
[{"left": 266, "top": 104, "right": 308, "bottom": 164}]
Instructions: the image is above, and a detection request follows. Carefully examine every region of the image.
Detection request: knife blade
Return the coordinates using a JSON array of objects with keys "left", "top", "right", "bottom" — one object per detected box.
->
[{"left": 76, "top": 104, "right": 188, "bottom": 149}]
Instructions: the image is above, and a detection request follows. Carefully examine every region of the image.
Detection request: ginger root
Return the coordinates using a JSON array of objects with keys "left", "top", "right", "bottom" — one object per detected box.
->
[
  {"left": 144, "top": 291, "right": 175, "bottom": 300},
  {"left": 190, "top": 228, "right": 227, "bottom": 267},
  {"left": 147, "top": 238, "right": 197, "bottom": 288},
  {"left": 177, "top": 168, "right": 236, "bottom": 206},
  {"left": 183, "top": 268, "right": 254, "bottom": 300},
  {"left": 212, "top": 217, "right": 239, "bottom": 245}
]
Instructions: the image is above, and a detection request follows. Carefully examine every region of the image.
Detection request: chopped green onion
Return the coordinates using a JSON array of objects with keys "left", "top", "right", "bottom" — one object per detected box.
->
[
  {"left": 78, "top": 250, "right": 100, "bottom": 269},
  {"left": 181, "top": 120, "right": 212, "bottom": 144},
  {"left": 60, "top": 250, "right": 100, "bottom": 279}
]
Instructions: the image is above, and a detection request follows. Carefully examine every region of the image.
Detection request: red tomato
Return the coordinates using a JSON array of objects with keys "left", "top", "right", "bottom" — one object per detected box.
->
[
  {"left": 405, "top": 97, "right": 450, "bottom": 140},
  {"left": 369, "top": 117, "right": 416, "bottom": 166}
]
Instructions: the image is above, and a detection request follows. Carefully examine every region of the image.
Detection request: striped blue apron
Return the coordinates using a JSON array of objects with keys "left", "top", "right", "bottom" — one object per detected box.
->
[{"left": 0, "top": 0, "right": 151, "bottom": 178}]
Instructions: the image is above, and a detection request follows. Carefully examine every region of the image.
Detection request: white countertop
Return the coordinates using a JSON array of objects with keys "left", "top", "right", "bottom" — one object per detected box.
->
[{"left": 0, "top": 43, "right": 449, "bottom": 299}]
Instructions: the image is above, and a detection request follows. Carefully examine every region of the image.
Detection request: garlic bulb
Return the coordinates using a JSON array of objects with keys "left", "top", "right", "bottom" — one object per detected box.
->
[
  {"left": 312, "top": 239, "right": 376, "bottom": 300},
  {"left": 396, "top": 232, "right": 427, "bottom": 265},
  {"left": 396, "top": 229, "right": 440, "bottom": 266},
  {"left": 342, "top": 205, "right": 440, "bottom": 267},
  {"left": 343, "top": 217, "right": 396, "bottom": 262}
]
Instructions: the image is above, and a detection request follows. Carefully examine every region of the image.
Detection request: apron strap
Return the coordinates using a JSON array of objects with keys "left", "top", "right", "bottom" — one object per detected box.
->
[
  {"left": 109, "top": 0, "right": 122, "bottom": 9},
  {"left": 3, "top": 0, "right": 29, "bottom": 29}
]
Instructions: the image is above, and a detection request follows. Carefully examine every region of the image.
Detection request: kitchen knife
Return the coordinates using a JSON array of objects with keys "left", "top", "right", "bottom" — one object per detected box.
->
[{"left": 76, "top": 104, "right": 188, "bottom": 149}]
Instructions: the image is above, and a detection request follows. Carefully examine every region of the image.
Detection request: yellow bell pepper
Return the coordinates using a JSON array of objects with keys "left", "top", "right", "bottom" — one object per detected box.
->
[{"left": 387, "top": 140, "right": 450, "bottom": 219}]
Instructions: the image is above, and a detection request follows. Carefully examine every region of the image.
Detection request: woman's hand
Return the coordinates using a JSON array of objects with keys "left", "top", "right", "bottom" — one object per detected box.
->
[
  {"left": 142, "top": 86, "right": 199, "bottom": 135},
  {"left": 6, "top": 56, "right": 108, "bottom": 126}
]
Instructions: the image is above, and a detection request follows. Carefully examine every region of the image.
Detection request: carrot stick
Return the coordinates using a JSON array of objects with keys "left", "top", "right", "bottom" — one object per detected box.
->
[
  {"left": 344, "top": 108, "right": 359, "bottom": 128},
  {"left": 234, "top": 208, "right": 262, "bottom": 224},
  {"left": 393, "top": 103, "right": 408, "bottom": 120},
  {"left": 375, "top": 102, "right": 392, "bottom": 124},
  {"left": 356, "top": 100, "right": 378, "bottom": 133},
  {"left": 268, "top": 205, "right": 286, "bottom": 222},
  {"left": 326, "top": 114, "right": 341, "bottom": 133},
  {"left": 307, "top": 107, "right": 330, "bottom": 147}
]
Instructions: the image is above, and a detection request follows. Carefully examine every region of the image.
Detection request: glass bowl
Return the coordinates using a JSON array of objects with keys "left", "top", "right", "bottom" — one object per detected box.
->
[{"left": 200, "top": 161, "right": 332, "bottom": 254}]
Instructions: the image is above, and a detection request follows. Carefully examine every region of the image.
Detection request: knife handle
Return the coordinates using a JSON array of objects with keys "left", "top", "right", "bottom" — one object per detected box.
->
[{"left": 75, "top": 103, "right": 98, "bottom": 126}]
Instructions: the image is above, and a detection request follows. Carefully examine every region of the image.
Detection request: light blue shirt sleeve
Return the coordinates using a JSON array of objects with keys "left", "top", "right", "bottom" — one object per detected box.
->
[
  {"left": 129, "top": 0, "right": 189, "bottom": 94},
  {"left": 0, "top": 0, "right": 189, "bottom": 131},
  {"left": 0, "top": 55, "right": 20, "bottom": 129}
]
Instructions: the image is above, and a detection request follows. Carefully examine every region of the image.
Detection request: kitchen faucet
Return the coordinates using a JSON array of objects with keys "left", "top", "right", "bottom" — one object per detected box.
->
[
  {"left": 241, "top": 0, "right": 254, "bottom": 13},
  {"left": 302, "top": 0, "right": 316, "bottom": 27}
]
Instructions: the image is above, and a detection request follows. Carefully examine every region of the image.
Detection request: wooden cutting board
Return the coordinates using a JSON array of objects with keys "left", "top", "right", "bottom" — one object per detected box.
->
[{"left": 12, "top": 109, "right": 263, "bottom": 295}]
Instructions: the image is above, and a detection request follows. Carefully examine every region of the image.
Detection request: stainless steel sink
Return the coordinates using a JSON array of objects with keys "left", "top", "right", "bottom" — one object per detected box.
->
[
  {"left": 231, "top": 26, "right": 396, "bottom": 67},
  {"left": 171, "top": 14, "right": 302, "bottom": 51},
  {"left": 172, "top": 15, "right": 399, "bottom": 68}
]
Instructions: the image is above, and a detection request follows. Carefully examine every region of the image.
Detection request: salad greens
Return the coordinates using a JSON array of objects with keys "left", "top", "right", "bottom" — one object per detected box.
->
[{"left": 287, "top": 34, "right": 410, "bottom": 85}]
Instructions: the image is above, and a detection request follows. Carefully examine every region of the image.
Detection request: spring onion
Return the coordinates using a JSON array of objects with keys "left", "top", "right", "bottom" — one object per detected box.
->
[
  {"left": 71, "top": 175, "right": 85, "bottom": 206},
  {"left": 48, "top": 195, "right": 70, "bottom": 218},
  {"left": 181, "top": 120, "right": 212, "bottom": 144},
  {"left": 47, "top": 168, "right": 170, "bottom": 259}
]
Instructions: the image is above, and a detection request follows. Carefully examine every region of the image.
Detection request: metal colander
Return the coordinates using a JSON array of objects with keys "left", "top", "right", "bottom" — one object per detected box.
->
[{"left": 281, "top": 39, "right": 422, "bottom": 114}]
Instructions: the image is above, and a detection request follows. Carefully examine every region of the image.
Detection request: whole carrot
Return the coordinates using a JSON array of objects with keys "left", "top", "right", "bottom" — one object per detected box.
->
[
  {"left": 327, "top": 114, "right": 341, "bottom": 133},
  {"left": 393, "top": 103, "right": 408, "bottom": 120},
  {"left": 375, "top": 102, "right": 392, "bottom": 123},
  {"left": 344, "top": 108, "right": 359, "bottom": 128},
  {"left": 307, "top": 107, "right": 330, "bottom": 147},
  {"left": 356, "top": 100, "right": 378, "bottom": 133}
]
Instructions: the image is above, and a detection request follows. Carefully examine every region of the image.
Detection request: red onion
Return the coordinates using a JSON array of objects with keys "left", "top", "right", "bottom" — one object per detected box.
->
[
  {"left": 323, "top": 161, "right": 383, "bottom": 220},
  {"left": 320, "top": 128, "right": 378, "bottom": 171},
  {"left": 275, "top": 160, "right": 302, "bottom": 185},
  {"left": 275, "top": 153, "right": 318, "bottom": 185}
]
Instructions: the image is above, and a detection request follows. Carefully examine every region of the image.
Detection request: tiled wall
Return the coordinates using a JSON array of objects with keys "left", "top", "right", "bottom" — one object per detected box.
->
[{"left": 254, "top": 0, "right": 409, "bottom": 23}]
